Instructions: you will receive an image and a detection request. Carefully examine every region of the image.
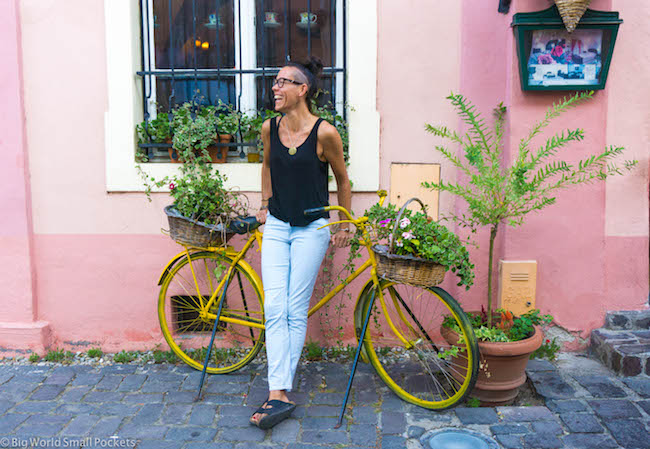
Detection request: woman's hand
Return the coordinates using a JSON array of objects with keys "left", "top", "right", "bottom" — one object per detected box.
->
[
  {"left": 331, "top": 229, "right": 351, "bottom": 248},
  {"left": 256, "top": 208, "right": 268, "bottom": 224}
]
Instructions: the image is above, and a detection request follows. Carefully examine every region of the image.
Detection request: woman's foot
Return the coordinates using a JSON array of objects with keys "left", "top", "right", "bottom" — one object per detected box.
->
[{"left": 250, "top": 391, "right": 296, "bottom": 429}]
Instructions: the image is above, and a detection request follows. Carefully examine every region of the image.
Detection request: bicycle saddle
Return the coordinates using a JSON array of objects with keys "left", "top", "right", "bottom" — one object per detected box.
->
[{"left": 228, "top": 216, "right": 262, "bottom": 234}]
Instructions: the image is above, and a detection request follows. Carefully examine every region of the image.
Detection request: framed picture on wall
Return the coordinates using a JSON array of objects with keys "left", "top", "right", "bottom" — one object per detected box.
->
[
  {"left": 527, "top": 29, "right": 602, "bottom": 87},
  {"left": 512, "top": 6, "right": 622, "bottom": 91}
]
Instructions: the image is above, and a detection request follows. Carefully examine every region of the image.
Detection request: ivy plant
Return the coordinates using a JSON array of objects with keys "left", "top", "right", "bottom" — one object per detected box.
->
[{"left": 424, "top": 91, "right": 638, "bottom": 327}]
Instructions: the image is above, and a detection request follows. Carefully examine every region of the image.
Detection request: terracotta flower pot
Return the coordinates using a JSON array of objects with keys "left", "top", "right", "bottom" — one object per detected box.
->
[
  {"left": 169, "top": 135, "right": 232, "bottom": 164},
  {"left": 441, "top": 318, "right": 543, "bottom": 405},
  {"left": 207, "top": 134, "right": 232, "bottom": 163},
  {"left": 166, "top": 138, "right": 182, "bottom": 163}
]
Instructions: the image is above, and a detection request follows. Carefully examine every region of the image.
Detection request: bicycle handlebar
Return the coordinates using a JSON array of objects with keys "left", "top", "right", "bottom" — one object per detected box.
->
[{"left": 304, "top": 190, "right": 387, "bottom": 228}]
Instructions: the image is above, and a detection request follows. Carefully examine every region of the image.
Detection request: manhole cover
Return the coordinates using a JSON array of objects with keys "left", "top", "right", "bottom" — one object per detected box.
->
[{"left": 421, "top": 428, "right": 499, "bottom": 449}]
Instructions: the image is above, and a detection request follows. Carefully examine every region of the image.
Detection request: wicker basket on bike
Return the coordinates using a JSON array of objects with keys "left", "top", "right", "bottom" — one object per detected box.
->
[
  {"left": 372, "top": 198, "right": 446, "bottom": 287},
  {"left": 164, "top": 205, "right": 234, "bottom": 247}
]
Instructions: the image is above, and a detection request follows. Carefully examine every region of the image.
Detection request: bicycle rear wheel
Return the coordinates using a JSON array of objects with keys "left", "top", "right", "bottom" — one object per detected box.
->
[
  {"left": 359, "top": 282, "right": 478, "bottom": 409},
  {"left": 158, "top": 251, "right": 264, "bottom": 374}
]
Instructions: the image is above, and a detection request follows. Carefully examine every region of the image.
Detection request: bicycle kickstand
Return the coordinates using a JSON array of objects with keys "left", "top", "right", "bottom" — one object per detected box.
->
[
  {"left": 194, "top": 278, "right": 230, "bottom": 402},
  {"left": 334, "top": 288, "right": 377, "bottom": 429}
]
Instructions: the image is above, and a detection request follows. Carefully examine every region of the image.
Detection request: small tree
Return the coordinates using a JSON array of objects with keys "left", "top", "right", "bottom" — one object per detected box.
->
[{"left": 423, "top": 91, "right": 637, "bottom": 327}]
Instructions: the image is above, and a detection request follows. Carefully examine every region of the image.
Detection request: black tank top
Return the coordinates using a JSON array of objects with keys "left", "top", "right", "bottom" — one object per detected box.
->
[{"left": 268, "top": 116, "right": 330, "bottom": 226}]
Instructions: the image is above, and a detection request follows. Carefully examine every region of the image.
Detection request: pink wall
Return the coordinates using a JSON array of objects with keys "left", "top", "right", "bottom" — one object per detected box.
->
[
  {"left": 1, "top": 0, "right": 647, "bottom": 355},
  {"left": 0, "top": 0, "right": 51, "bottom": 354}
]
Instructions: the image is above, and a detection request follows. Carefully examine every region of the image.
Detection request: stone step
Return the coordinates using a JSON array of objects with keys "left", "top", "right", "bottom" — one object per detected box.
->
[
  {"left": 590, "top": 328, "right": 650, "bottom": 377},
  {"left": 605, "top": 310, "right": 650, "bottom": 330}
]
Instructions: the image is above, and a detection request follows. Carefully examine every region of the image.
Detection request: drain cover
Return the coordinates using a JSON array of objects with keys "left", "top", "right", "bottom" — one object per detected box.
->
[{"left": 422, "top": 428, "right": 499, "bottom": 449}]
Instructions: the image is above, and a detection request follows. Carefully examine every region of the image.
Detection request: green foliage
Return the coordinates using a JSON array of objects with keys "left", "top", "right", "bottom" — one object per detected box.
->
[
  {"left": 136, "top": 102, "right": 248, "bottom": 227},
  {"left": 466, "top": 397, "right": 481, "bottom": 408},
  {"left": 443, "top": 309, "right": 553, "bottom": 343},
  {"left": 242, "top": 109, "right": 281, "bottom": 144},
  {"left": 137, "top": 112, "right": 172, "bottom": 144},
  {"left": 43, "top": 348, "right": 72, "bottom": 363},
  {"left": 171, "top": 102, "right": 220, "bottom": 158},
  {"left": 438, "top": 345, "right": 460, "bottom": 360},
  {"left": 424, "top": 92, "right": 638, "bottom": 325},
  {"left": 113, "top": 350, "right": 138, "bottom": 364},
  {"left": 29, "top": 353, "right": 41, "bottom": 363},
  {"left": 506, "top": 309, "right": 553, "bottom": 341},
  {"left": 356, "top": 203, "right": 475, "bottom": 289},
  {"left": 305, "top": 339, "right": 324, "bottom": 361},
  {"left": 531, "top": 337, "right": 561, "bottom": 361},
  {"left": 87, "top": 348, "right": 103, "bottom": 358},
  {"left": 153, "top": 349, "right": 180, "bottom": 364}
]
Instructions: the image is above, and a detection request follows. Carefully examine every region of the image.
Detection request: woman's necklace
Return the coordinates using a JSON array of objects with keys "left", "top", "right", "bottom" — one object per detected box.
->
[{"left": 284, "top": 121, "right": 298, "bottom": 156}]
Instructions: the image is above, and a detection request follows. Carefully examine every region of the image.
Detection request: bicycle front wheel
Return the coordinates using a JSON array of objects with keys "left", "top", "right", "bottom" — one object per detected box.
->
[
  {"left": 158, "top": 251, "right": 264, "bottom": 374},
  {"left": 359, "top": 282, "right": 478, "bottom": 409}
]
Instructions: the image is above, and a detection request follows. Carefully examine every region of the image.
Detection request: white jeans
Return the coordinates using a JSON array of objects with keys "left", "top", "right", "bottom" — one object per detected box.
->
[{"left": 261, "top": 213, "right": 330, "bottom": 391}]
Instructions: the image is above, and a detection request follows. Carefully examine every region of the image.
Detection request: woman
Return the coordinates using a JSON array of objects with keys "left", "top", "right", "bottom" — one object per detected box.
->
[{"left": 250, "top": 57, "right": 352, "bottom": 429}]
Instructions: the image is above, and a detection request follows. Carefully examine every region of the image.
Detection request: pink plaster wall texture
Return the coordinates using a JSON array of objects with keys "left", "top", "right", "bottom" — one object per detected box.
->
[
  {"left": 1, "top": 0, "right": 646, "bottom": 355},
  {"left": 0, "top": 0, "right": 48, "bottom": 355}
]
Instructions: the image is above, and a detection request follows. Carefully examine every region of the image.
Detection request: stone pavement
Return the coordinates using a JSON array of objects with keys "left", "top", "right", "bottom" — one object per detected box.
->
[{"left": 0, "top": 353, "right": 649, "bottom": 449}]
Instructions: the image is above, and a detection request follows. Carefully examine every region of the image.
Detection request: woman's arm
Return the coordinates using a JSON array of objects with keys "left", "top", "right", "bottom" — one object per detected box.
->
[
  {"left": 256, "top": 119, "right": 272, "bottom": 224},
  {"left": 319, "top": 122, "right": 351, "bottom": 247}
]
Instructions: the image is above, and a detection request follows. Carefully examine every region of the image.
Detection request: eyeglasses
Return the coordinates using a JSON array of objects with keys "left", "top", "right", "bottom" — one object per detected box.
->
[{"left": 273, "top": 77, "right": 303, "bottom": 88}]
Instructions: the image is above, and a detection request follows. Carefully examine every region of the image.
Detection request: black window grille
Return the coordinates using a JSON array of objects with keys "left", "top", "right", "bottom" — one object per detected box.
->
[{"left": 137, "top": 0, "right": 347, "bottom": 162}]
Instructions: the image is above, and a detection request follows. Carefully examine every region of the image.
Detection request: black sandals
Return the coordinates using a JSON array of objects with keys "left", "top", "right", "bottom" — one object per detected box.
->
[{"left": 250, "top": 399, "right": 297, "bottom": 430}]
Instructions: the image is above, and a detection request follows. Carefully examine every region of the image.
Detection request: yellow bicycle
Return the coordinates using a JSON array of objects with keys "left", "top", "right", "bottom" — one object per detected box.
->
[{"left": 157, "top": 191, "right": 478, "bottom": 410}]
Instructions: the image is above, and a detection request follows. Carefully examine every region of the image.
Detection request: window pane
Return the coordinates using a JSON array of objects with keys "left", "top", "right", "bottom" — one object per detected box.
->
[
  {"left": 153, "top": 0, "right": 235, "bottom": 69},
  {"left": 156, "top": 78, "right": 236, "bottom": 111},
  {"left": 255, "top": 0, "right": 335, "bottom": 67}
]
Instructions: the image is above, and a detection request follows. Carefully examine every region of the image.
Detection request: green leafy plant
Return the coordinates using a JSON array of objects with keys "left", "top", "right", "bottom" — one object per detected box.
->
[
  {"left": 87, "top": 348, "right": 103, "bottom": 358},
  {"left": 215, "top": 101, "right": 243, "bottom": 136},
  {"left": 355, "top": 202, "right": 475, "bottom": 289},
  {"left": 305, "top": 339, "right": 324, "bottom": 361},
  {"left": 242, "top": 109, "right": 281, "bottom": 146},
  {"left": 466, "top": 397, "right": 481, "bottom": 408},
  {"left": 425, "top": 91, "right": 637, "bottom": 327},
  {"left": 44, "top": 348, "right": 70, "bottom": 363},
  {"left": 113, "top": 350, "right": 138, "bottom": 364},
  {"left": 153, "top": 349, "right": 180, "bottom": 364},
  {"left": 444, "top": 308, "right": 553, "bottom": 343},
  {"left": 29, "top": 353, "right": 41, "bottom": 363},
  {"left": 137, "top": 112, "right": 172, "bottom": 144},
  {"left": 531, "top": 337, "right": 561, "bottom": 361},
  {"left": 136, "top": 103, "right": 248, "bottom": 227},
  {"left": 171, "top": 102, "right": 220, "bottom": 159}
]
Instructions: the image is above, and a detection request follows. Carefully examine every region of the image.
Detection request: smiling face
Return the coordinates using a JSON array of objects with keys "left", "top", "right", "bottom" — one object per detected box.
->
[{"left": 271, "top": 66, "right": 309, "bottom": 113}]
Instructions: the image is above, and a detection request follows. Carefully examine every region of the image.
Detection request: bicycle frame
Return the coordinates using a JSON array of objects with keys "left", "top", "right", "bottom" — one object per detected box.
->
[{"left": 162, "top": 191, "right": 416, "bottom": 346}]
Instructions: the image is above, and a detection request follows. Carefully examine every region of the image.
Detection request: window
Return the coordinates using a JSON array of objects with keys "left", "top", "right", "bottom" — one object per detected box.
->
[
  {"left": 104, "top": 0, "right": 378, "bottom": 192},
  {"left": 138, "top": 0, "right": 345, "bottom": 162}
]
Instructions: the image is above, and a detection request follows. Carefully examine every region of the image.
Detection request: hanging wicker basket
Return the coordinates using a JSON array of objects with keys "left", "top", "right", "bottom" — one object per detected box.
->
[
  {"left": 554, "top": 0, "right": 591, "bottom": 33},
  {"left": 372, "top": 198, "right": 446, "bottom": 288},
  {"left": 164, "top": 205, "right": 233, "bottom": 247}
]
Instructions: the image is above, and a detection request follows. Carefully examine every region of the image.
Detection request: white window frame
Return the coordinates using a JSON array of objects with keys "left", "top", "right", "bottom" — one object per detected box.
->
[{"left": 104, "top": 0, "right": 378, "bottom": 192}]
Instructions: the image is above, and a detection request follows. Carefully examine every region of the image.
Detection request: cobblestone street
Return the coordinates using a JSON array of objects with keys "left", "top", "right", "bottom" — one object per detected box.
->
[{"left": 0, "top": 353, "right": 649, "bottom": 449}]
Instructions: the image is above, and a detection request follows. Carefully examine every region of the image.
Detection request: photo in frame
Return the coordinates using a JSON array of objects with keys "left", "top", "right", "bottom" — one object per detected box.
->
[{"left": 527, "top": 29, "right": 603, "bottom": 87}]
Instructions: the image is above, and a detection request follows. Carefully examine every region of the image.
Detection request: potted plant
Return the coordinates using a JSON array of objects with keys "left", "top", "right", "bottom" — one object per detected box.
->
[
  {"left": 424, "top": 91, "right": 637, "bottom": 404},
  {"left": 170, "top": 103, "right": 221, "bottom": 163},
  {"left": 136, "top": 112, "right": 173, "bottom": 160},
  {"left": 137, "top": 131, "right": 248, "bottom": 246},
  {"left": 241, "top": 109, "right": 280, "bottom": 163},
  {"left": 354, "top": 201, "right": 475, "bottom": 290}
]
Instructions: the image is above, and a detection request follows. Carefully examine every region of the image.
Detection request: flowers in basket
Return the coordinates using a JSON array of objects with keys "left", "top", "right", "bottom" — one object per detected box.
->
[
  {"left": 357, "top": 202, "right": 475, "bottom": 289},
  {"left": 137, "top": 125, "right": 248, "bottom": 244}
]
